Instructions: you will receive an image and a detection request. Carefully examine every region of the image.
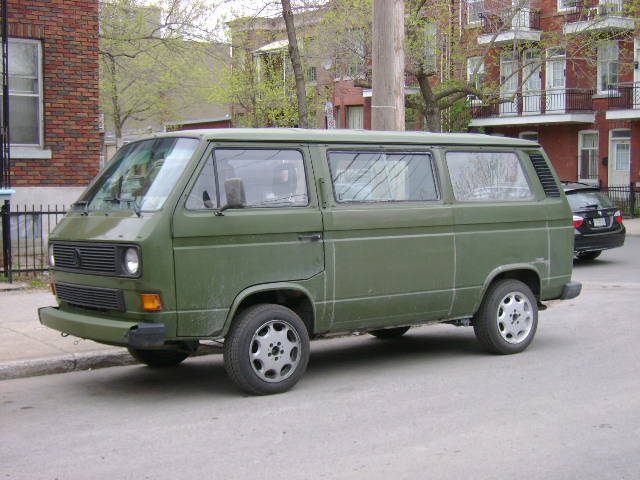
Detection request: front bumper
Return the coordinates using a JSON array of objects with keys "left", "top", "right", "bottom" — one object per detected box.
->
[{"left": 39, "top": 306, "right": 165, "bottom": 347}]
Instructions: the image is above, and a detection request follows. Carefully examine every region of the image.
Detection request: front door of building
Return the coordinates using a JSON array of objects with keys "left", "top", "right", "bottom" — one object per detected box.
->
[
  {"left": 523, "top": 49, "right": 542, "bottom": 114},
  {"left": 608, "top": 130, "right": 631, "bottom": 187},
  {"left": 546, "top": 48, "right": 566, "bottom": 112}
]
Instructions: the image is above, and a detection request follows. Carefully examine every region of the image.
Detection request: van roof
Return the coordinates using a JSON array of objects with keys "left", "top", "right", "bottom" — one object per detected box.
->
[{"left": 154, "top": 128, "right": 539, "bottom": 148}]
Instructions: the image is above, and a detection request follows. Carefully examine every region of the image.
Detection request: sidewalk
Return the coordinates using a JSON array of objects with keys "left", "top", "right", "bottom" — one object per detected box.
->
[{"left": 2, "top": 218, "right": 639, "bottom": 381}]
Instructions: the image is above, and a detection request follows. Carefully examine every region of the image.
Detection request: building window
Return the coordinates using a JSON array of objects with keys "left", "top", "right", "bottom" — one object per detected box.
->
[
  {"left": 1, "top": 38, "right": 43, "bottom": 146},
  {"left": 557, "top": 0, "right": 575, "bottom": 11},
  {"left": 346, "top": 105, "right": 364, "bottom": 129},
  {"left": 424, "top": 22, "right": 437, "bottom": 71},
  {"left": 520, "top": 132, "right": 539, "bottom": 142},
  {"left": 306, "top": 66, "right": 317, "bottom": 82},
  {"left": 467, "top": 56, "right": 485, "bottom": 100},
  {"left": 468, "top": 0, "right": 484, "bottom": 24},
  {"left": 597, "top": 41, "right": 619, "bottom": 93},
  {"left": 578, "top": 131, "right": 599, "bottom": 181}
]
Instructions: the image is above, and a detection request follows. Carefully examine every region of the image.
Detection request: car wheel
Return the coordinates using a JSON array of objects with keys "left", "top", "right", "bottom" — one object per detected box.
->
[
  {"left": 369, "top": 326, "right": 410, "bottom": 339},
  {"left": 224, "top": 304, "right": 310, "bottom": 395},
  {"left": 127, "top": 347, "right": 190, "bottom": 367},
  {"left": 576, "top": 250, "right": 602, "bottom": 260},
  {"left": 473, "top": 279, "right": 538, "bottom": 355}
]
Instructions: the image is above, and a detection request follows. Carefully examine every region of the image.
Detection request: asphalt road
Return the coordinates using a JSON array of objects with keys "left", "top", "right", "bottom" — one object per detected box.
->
[{"left": 2, "top": 239, "right": 639, "bottom": 480}]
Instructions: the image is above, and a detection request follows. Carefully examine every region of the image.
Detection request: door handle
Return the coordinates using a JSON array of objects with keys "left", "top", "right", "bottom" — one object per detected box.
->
[{"left": 298, "top": 233, "right": 322, "bottom": 241}]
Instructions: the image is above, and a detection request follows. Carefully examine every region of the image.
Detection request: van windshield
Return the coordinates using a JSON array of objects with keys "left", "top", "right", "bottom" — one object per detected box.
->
[{"left": 77, "top": 137, "right": 199, "bottom": 213}]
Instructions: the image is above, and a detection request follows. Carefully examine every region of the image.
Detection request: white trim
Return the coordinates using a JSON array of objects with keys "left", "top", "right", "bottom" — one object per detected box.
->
[
  {"left": 477, "top": 30, "right": 542, "bottom": 45},
  {"left": 470, "top": 113, "right": 596, "bottom": 127},
  {"left": 11, "top": 147, "right": 53, "bottom": 159},
  {"left": 606, "top": 109, "right": 640, "bottom": 120}
]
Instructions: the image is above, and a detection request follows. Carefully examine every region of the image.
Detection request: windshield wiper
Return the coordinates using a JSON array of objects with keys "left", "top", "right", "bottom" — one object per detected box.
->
[{"left": 132, "top": 197, "right": 142, "bottom": 217}]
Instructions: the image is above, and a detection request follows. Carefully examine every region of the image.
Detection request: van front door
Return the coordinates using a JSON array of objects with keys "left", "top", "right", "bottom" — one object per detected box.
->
[
  {"left": 320, "top": 148, "right": 455, "bottom": 330},
  {"left": 172, "top": 145, "right": 324, "bottom": 337}
]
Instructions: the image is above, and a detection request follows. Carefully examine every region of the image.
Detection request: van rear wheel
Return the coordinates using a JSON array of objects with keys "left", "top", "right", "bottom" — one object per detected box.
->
[
  {"left": 127, "top": 347, "right": 190, "bottom": 367},
  {"left": 473, "top": 279, "right": 538, "bottom": 355},
  {"left": 224, "top": 304, "right": 310, "bottom": 395}
]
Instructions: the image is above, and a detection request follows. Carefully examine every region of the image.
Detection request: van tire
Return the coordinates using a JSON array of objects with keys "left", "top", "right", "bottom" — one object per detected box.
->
[
  {"left": 369, "top": 326, "right": 411, "bottom": 339},
  {"left": 127, "top": 348, "right": 190, "bottom": 367},
  {"left": 473, "top": 279, "right": 538, "bottom": 355},
  {"left": 224, "top": 304, "right": 310, "bottom": 395}
]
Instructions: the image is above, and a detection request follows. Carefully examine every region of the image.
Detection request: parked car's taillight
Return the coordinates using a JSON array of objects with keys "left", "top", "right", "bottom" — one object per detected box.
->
[
  {"left": 573, "top": 215, "right": 584, "bottom": 228},
  {"left": 614, "top": 211, "right": 623, "bottom": 224}
]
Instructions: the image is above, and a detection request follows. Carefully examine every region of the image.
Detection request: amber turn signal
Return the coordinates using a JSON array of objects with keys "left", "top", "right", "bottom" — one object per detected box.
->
[{"left": 141, "top": 293, "right": 163, "bottom": 311}]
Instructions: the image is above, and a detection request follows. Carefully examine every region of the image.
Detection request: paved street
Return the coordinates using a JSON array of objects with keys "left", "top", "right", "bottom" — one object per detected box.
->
[{"left": 2, "top": 238, "right": 639, "bottom": 480}]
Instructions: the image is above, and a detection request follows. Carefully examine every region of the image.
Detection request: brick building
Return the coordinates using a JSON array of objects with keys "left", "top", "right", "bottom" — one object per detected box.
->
[
  {"left": 463, "top": 0, "right": 639, "bottom": 188},
  {"left": 2, "top": 0, "right": 101, "bottom": 207}
]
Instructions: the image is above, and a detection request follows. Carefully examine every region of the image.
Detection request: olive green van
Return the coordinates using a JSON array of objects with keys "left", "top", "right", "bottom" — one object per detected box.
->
[{"left": 39, "top": 129, "right": 581, "bottom": 394}]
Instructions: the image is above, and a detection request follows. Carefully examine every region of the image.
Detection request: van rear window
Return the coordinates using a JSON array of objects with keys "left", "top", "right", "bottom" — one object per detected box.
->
[
  {"left": 328, "top": 151, "right": 438, "bottom": 203},
  {"left": 446, "top": 151, "right": 533, "bottom": 202}
]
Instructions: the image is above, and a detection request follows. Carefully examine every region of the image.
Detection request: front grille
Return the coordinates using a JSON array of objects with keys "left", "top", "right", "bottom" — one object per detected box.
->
[
  {"left": 53, "top": 242, "right": 118, "bottom": 275},
  {"left": 55, "top": 282, "right": 125, "bottom": 311}
]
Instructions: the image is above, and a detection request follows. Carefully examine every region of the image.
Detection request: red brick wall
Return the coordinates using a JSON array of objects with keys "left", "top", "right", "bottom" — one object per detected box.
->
[{"left": 5, "top": 0, "right": 100, "bottom": 187}]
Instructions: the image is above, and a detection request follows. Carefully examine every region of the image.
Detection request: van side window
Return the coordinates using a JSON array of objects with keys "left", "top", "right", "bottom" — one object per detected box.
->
[
  {"left": 186, "top": 152, "right": 217, "bottom": 210},
  {"left": 216, "top": 149, "right": 308, "bottom": 207},
  {"left": 446, "top": 151, "right": 533, "bottom": 201},
  {"left": 328, "top": 151, "right": 439, "bottom": 202}
]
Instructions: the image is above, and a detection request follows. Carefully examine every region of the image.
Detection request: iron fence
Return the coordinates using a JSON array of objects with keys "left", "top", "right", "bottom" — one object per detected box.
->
[
  {"left": 600, "top": 183, "right": 639, "bottom": 219},
  {"left": 0, "top": 204, "right": 67, "bottom": 277}
]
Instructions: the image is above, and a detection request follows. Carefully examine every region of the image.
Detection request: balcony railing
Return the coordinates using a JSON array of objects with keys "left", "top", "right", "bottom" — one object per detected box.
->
[
  {"left": 565, "top": 0, "right": 628, "bottom": 23},
  {"left": 479, "top": 9, "right": 541, "bottom": 32},
  {"left": 608, "top": 82, "right": 640, "bottom": 109},
  {"left": 469, "top": 89, "right": 594, "bottom": 118}
]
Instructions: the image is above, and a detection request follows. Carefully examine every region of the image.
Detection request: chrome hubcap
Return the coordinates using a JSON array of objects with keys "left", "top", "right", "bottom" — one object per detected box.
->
[
  {"left": 250, "top": 320, "right": 301, "bottom": 383},
  {"left": 496, "top": 291, "right": 533, "bottom": 344}
]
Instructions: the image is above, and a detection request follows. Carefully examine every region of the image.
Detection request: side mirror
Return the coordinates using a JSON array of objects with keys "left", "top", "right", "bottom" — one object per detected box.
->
[{"left": 217, "top": 178, "right": 246, "bottom": 215}]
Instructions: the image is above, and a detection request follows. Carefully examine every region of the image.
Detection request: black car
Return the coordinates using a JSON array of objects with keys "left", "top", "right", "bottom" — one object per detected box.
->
[{"left": 562, "top": 182, "right": 626, "bottom": 260}]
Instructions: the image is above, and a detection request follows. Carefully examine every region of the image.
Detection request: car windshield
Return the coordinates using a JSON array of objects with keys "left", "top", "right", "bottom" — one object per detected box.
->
[
  {"left": 566, "top": 190, "right": 616, "bottom": 210},
  {"left": 77, "top": 137, "right": 199, "bottom": 213}
]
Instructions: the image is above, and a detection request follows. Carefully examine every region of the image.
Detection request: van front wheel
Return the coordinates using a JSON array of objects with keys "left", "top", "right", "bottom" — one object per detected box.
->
[
  {"left": 473, "top": 279, "right": 538, "bottom": 355},
  {"left": 224, "top": 304, "right": 310, "bottom": 395}
]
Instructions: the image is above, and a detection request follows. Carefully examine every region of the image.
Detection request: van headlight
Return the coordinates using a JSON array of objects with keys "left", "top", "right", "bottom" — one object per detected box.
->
[{"left": 123, "top": 247, "right": 141, "bottom": 276}]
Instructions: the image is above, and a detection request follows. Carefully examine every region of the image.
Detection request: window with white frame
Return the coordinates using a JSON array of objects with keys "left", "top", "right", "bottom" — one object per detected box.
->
[
  {"left": 424, "top": 22, "right": 437, "bottom": 71},
  {"left": 597, "top": 41, "right": 619, "bottom": 93},
  {"left": 579, "top": 131, "right": 599, "bottom": 180},
  {"left": 520, "top": 132, "right": 539, "bottom": 142},
  {"left": 468, "top": 0, "right": 484, "bottom": 24},
  {"left": 0, "top": 38, "right": 43, "bottom": 146},
  {"left": 467, "top": 56, "right": 485, "bottom": 100},
  {"left": 557, "top": 0, "right": 576, "bottom": 11}
]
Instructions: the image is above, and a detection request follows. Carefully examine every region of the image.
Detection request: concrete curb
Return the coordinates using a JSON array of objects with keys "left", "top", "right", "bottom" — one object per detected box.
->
[{"left": 0, "top": 344, "right": 224, "bottom": 381}]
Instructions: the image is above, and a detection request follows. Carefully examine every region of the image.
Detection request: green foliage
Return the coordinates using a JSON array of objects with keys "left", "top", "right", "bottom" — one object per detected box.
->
[{"left": 99, "top": 0, "right": 220, "bottom": 139}]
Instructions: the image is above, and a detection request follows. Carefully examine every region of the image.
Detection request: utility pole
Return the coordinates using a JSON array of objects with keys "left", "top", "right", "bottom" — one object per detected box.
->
[{"left": 371, "top": 0, "right": 405, "bottom": 131}]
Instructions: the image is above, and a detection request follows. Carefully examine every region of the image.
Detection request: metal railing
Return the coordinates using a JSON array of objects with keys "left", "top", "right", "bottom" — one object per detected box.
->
[
  {"left": 600, "top": 183, "right": 639, "bottom": 219},
  {"left": 469, "top": 89, "right": 594, "bottom": 118},
  {"left": 0, "top": 205, "right": 66, "bottom": 278},
  {"left": 479, "top": 9, "right": 541, "bottom": 32},
  {"left": 608, "top": 82, "right": 640, "bottom": 110},
  {"left": 565, "top": 0, "right": 628, "bottom": 23}
]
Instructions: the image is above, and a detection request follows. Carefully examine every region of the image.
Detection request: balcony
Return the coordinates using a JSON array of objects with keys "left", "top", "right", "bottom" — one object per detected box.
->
[
  {"left": 469, "top": 88, "right": 596, "bottom": 126},
  {"left": 564, "top": 0, "right": 636, "bottom": 34},
  {"left": 606, "top": 82, "right": 640, "bottom": 120},
  {"left": 477, "top": 9, "right": 542, "bottom": 45}
]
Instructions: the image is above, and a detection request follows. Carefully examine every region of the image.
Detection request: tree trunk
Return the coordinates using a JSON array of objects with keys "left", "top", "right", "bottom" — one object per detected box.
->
[{"left": 280, "top": 0, "right": 308, "bottom": 129}]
